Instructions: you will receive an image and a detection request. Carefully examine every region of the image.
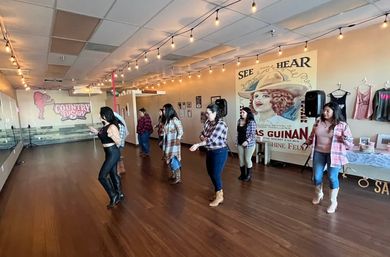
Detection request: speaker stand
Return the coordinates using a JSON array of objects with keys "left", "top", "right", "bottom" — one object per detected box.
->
[{"left": 300, "top": 153, "right": 311, "bottom": 173}]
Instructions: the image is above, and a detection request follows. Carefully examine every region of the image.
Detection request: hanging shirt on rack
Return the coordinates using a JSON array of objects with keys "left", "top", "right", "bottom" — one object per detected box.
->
[
  {"left": 330, "top": 92, "right": 348, "bottom": 121},
  {"left": 371, "top": 88, "right": 390, "bottom": 121},
  {"left": 353, "top": 87, "right": 373, "bottom": 119}
]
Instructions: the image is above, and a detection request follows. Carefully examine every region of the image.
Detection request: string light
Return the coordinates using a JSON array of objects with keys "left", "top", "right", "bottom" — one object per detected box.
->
[
  {"left": 338, "top": 27, "right": 343, "bottom": 39},
  {"left": 188, "top": 72, "right": 192, "bottom": 78},
  {"left": 127, "top": 63, "right": 132, "bottom": 71},
  {"left": 382, "top": 14, "right": 388, "bottom": 28},
  {"left": 222, "top": 64, "right": 225, "bottom": 72},
  {"left": 197, "top": 71, "right": 201, "bottom": 78},
  {"left": 9, "top": 56, "right": 15, "bottom": 62},
  {"left": 17, "top": 67, "right": 22, "bottom": 75},
  {"left": 215, "top": 9, "right": 220, "bottom": 26},
  {"left": 236, "top": 57, "right": 241, "bottom": 66},
  {"left": 179, "top": 76, "right": 182, "bottom": 83},
  {"left": 251, "top": 1, "right": 256, "bottom": 13},
  {"left": 256, "top": 54, "right": 259, "bottom": 64},
  {"left": 135, "top": 60, "right": 139, "bottom": 69},
  {"left": 171, "top": 36, "right": 175, "bottom": 48},
  {"left": 209, "top": 66, "right": 213, "bottom": 73},
  {"left": 144, "top": 52, "right": 148, "bottom": 62},
  {"left": 120, "top": 72, "right": 124, "bottom": 78},
  {"left": 157, "top": 48, "right": 161, "bottom": 59},
  {"left": 114, "top": 72, "right": 118, "bottom": 78},
  {"left": 190, "top": 29, "right": 194, "bottom": 42},
  {"left": 304, "top": 41, "right": 308, "bottom": 52},
  {"left": 278, "top": 45, "right": 282, "bottom": 55},
  {"left": 5, "top": 41, "right": 10, "bottom": 53},
  {"left": 171, "top": 77, "right": 174, "bottom": 82}
]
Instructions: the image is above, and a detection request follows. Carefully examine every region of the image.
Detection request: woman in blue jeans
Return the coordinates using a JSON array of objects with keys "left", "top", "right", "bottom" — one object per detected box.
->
[
  {"left": 136, "top": 108, "right": 153, "bottom": 156},
  {"left": 190, "top": 104, "right": 228, "bottom": 207},
  {"left": 304, "top": 102, "right": 353, "bottom": 214}
]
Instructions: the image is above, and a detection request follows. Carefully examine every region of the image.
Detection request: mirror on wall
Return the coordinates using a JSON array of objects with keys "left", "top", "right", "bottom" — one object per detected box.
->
[{"left": 0, "top": 92, "right": 22, "bottom": 164}]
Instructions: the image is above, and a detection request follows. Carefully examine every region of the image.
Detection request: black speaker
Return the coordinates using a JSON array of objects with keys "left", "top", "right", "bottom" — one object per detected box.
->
[
  {"left": 305, "top": 90, "right": 325, "bottom": 117},
  {"left": 215, "top": 98, "right": 227, "bottom": 117}
]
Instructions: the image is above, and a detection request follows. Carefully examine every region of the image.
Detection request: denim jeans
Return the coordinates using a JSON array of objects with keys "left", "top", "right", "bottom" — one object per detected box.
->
[
  {"left": 169, "top": 156, "right": 181, "bottom": 171},
  {"left": 206, "top": 147, "right": 228, "bottom": 192},
  {"left": 98, "top": 145, "right": 121, "bottom": 198},
  {"left": 313, "top": 151, "right": 341, "bottom": 189},
  {"left": 138, "top": 132, "right": 151, "bottom": 154}
]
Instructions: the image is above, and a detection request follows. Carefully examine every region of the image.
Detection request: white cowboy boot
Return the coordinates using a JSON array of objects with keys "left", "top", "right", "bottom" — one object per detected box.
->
[
  {"left": 327, "top": 188, "right": 339, "bottom": 214},
  {"left": 209, "top": 190, "right": 223, "bottom": 207},
  {"left": 312, "top": 184, "right": 324, "bottom": 205}
]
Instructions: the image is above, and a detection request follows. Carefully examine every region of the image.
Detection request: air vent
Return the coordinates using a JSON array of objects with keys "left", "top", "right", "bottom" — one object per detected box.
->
[
  {"left": 44, "top": 78, "right": 63, "bottom": 82},
  {"left": 85, "top": 42, "right": 117, "bottom": 53}
]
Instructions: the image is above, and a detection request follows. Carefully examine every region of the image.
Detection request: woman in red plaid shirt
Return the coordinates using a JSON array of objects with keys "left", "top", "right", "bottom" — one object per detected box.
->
[
  {"left": 304, "top": 102, "right": 353, "bottom": 214},
  {"left": 137, "top": 108, "right": 153, "bottom": 157}
]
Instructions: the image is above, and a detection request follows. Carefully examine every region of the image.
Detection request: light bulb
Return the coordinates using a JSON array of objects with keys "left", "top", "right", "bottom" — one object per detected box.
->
[
  {"left": 256, "top": 55, "right": 259, "bottom": 64},
  {"left": 278, "top": 46, "right": 282, "bottom": 55},
  {"left": 190, "top": 30, "right": 194, "bottom": 43},
  {"left": 304, "top": 41, "right": 308, "bottom": 52},
  {"left": 251, "top": 1, "right": 256, "bottom": 13},
  {"left": 338, "top": 28, "right": 343, "bottom": 39},
  {"left": 5, "top": 42, "right": 10, "bottom": 53},
  {"left": 215, "top": 10, "right": 220, "bottom": 26},
  {"left": 157, "top": 48, "right": 161, "bottom": 59},
  {"left": 171, "top": 36, "right": 175, "bottom": 48},
  {"left": 209, "top": 66, "right": 213, "bottom": 73},
  {"left": 144, "top": 52, "right": 148, "bottom": 62},
  {"left": 222, "top": 64, "right": 225, "bottom": 72},
  {"left": 236, "top": 57, "right": 240, "bottom": 66},
  {"left": 382, "top": 14, "right": 388, "bottom": 28}
]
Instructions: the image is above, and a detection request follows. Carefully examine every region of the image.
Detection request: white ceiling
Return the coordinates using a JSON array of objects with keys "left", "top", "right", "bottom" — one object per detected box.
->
[{"left": 0, "top": 0, "right": 389, "bottom": 90}]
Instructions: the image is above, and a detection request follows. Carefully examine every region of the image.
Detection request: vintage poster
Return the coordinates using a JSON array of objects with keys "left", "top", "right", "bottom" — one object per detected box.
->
[
  {"left": 195, "top": 96, "right": 202, "bottom": 108},
  {"left": 236, "top": 51, "right": 317, "bottom": 154}
]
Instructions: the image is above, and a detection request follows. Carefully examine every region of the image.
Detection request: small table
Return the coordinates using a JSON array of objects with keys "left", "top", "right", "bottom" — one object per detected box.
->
[{"left": 255, "top": 141, "right": 270, "bottom": 165}]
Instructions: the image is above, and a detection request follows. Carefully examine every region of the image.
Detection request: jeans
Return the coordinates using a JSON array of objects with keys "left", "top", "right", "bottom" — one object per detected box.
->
[
  {"left": 237, "top": 145, "right": 256, "bottom": 168},
  {"left": 206, "top": 147, "right": 228, "bottom": 192},
  {"left": 98, "top": 145, "right": 121, "bottom": 198},
  {"left": 313, "top": 151, "right": 341, "bottom": 189},
  {"left": 138, "top": 132, "right": 151, "bottom": 154},
  {"left": 170, "top": 156, "right": 181, "bottom": 171}
]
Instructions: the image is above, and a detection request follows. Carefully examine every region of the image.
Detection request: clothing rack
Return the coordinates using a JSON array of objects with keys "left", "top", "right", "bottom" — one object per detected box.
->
[{"left": 328, "top": 82, "right": 351, "bottom": 96}]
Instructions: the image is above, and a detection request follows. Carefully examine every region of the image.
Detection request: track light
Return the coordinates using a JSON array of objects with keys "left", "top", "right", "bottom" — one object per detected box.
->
[
  {"left": 256, "top": 54, "right": 259, "bottom": 64},
  {"left": 190, "top": 29, "right": 194, "bottom": 42},
  {"left": 5, "top": 41, "right": 10, "bottom": 53},
  {"left": 278, "top": 46, "right": 282, "bottom": 55},
  {"left": 338, "top": 27, "right": 343, "bottom": 39},
  {"left": 171, "top": 36, "right": 175, "bottom": 48},
  {"left": 251, "top": 1, "right": 256, "bottom": 13},
  {"left": 304, "top": 41, "right": 308, "bottom": 52},
  {"left": 382, "top": 14, "right": 388, "bottom": 28},
  {"left": 215, "top": 9, "right": 220, "bottom": 26},
  {"left": 157, "top": 48, "right": 161, "bottom": 59}
]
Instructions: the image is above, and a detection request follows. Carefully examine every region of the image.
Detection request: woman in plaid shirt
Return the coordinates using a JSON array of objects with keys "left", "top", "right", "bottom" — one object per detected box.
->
[
  {"left": 190, "top": 104, "right": 228, "bottom": 207},
  {"left": 304, "top": 102, "right": 353, "bottom": 214},
  {"left": 162, "top": 104, "right": 183, "bottom": 184},
  {"left": 136, "top": 108, "right": 153, "bottom": 157},
  {"left": 237, "top": 107, "right": 257, "bottom": 182}
]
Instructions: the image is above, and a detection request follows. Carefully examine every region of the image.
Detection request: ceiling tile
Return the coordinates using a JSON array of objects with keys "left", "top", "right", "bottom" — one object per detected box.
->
[
  {"left": 253, "top": 0, "right": 332, "bottom": 24},
  {"left": 14, "top": 0, "right": 55, "bottom": 8},
  {"left": 46, "top": 64, "right": 70, "bottom": 77},
  {"left": 106, "top": 0, "right": 172, "bottom": 26},
  {"left": 0, "top": 0, "right": 54, "bottom": 36},
  {"left": 51, "top": 38, "right": 85, "bottom": 55},
  {"left": 173, "top": 39, "right": 219, "bottom": 57},
  {"left": 9, "top": 33, "right": 50, "bottom": 55},
  {"left": 48, "top": 53, "right": 78, "bottom": 66},
  {"left": 373, "top": 0, "right": 390, "bottom": 11},
  {"left": 57, "top": 0, "right": 115, "bottom": 18},
  {"left": 224, "top": 0, "right": 279, "bottom": 16},
  {"left": 203, "top": 16, "right": 267, "bottom": 44},
  {"left": 52, "top": 10, "right": 100, "bottom": 41},
  {"left": 144, "top": 0, "right": 211, "bottom": 33},
  {"left": 89, "top": 20, "right": 139, "bottom": 46},
  {"left": 65, "top": 50, "right": 109, "bottom": 81}
]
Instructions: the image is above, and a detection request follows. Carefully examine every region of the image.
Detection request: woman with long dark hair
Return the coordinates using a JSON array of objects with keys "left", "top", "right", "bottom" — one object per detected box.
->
[
  {"left": 137, "top": 108, "right": 153, "bottom": 157},
  {"left": 237, "top": 107, "right": 257, "bottom": 181},
  {"left": 154, "top": 109, "right": 166, "bottom": 149},
  {"left": 162, "top": 104, "right": 184, "bottom": 184},
  {"left": 304, "top": 102, "right": 353, "bottom": 214},
  {"left": 89, "top": 106, "right": 124, "bottom": 209},
  {"left": 190, "top": 104, "right": 228, "bottom": 207}
]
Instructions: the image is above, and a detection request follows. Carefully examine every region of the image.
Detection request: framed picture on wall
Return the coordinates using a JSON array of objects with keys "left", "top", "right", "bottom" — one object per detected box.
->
[
  {"left": 186, "top": 102, "right": 192, "bottom": 108},
  {"left": 195, "top": 96, "right": 202, "bottom": 108},
  {"left": 210, "top": 96, "right": 221, "bottom": 103},
  {"left": 376, "top": 134, "right": 390, "bottom": 149},
  {"left": 359, "top": 137, "right": 370, "bottom": 145}
]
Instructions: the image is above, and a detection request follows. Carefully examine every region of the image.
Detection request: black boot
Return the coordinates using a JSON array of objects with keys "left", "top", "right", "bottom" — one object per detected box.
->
[
  {"left": 99, "top": 176, "right": 120, "bottom": 208},
  {"left": 238, "top": 166, "right": 246, "bottom": 180},
  {"left": 110, "top": 172, "right": 125, "bottom": 201},
  {"left": 243, "top": 167, "right": 252, "bottom": 182}
]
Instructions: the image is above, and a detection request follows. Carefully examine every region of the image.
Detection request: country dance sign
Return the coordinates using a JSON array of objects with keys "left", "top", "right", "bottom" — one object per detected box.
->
[
  {"left": 53, "top": 103, "right": 91, "bottom": 121},
  {"left": 236, "top": 51, "right": 317, "bottom": 154}
]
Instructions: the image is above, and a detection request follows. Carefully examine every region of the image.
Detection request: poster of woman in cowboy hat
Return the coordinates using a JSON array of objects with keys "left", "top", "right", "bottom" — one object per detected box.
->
[{"left": 235, "top": 51, "right": 317, "bottom": 156}]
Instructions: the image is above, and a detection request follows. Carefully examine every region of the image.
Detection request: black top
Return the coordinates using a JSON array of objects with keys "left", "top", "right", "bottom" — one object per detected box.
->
[
  {"left": 98, "top": 125, "right": 115, "bottom": 144},
  {"left": 330, "top": 92, "right": 348, "bottom": 121},
  {"left": 237, "top": 123, "right": 247, "bottom": 145}
]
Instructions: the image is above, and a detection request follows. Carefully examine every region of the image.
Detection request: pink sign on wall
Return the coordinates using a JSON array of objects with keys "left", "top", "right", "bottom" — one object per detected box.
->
[{"left": 53, "top": 103, "right": 91, "bottom": 121}]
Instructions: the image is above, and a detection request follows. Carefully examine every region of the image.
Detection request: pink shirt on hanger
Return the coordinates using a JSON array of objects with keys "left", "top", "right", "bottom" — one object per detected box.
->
[{"left": 353, "top": 86, "right": 373, "bottom": 119}]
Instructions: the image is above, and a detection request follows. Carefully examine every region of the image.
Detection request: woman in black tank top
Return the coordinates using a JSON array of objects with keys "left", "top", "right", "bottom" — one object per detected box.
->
[{"left": 89, "top": 106, "right": 124, "bottom": 209}]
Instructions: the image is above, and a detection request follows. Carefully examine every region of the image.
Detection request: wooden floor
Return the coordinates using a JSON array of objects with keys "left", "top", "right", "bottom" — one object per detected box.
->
[{"left": 0, "top": 140, "right": 389, "bottom": 257}]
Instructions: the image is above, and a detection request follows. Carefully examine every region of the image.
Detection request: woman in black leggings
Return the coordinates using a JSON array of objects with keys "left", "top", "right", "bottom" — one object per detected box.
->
[{"left": 90, "top": 106, "right": 124, "bottom": 209}]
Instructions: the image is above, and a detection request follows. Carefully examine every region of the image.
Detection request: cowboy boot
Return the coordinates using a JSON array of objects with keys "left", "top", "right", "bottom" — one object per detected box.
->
[
  {"left": 110, "top": 172, "right": 125, "bottom": 201},
  {"left": 99, "top": 176, "right": 119, "bottom": 208},
  {"left": 243, "top": 167, "right": 252, "bottom": 182},
  {"left": 209, "top": 190, "right": 223, "bottom": 207},
  {"left": 327, "top": 188, "right": 339, "bottom": 214},
  {"left": 312, "top": 184, "right": 324, "bottom": 205},
  {"left": 238, "top": 166, "right": 246, "bottom": 180},
  {"left": 170, "top": 168, "right": 181, "bottom": 184}
]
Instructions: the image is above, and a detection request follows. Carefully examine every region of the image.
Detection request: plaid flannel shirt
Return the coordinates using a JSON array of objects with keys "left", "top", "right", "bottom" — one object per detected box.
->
[
  {"left": 137, "top": 114, "right": 153, "bottom": 134},
  {"left": 236, "top": 119, "right": 257, "bottom": 147},
  {"left": 307, "top": 119, "right": 354, "bottom": 167},
  {"left": 201, "top": 119, "right": 228, "bottom": 150}
]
